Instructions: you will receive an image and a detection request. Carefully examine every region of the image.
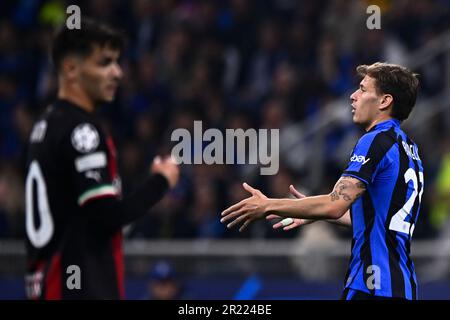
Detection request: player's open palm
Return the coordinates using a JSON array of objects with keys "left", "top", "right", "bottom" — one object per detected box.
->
[
  {"left": 221, "top": 183, "right": 269, "bottom": 232},
  {"left": 266, "top": 185, "right": 315, "bottom": 231}
]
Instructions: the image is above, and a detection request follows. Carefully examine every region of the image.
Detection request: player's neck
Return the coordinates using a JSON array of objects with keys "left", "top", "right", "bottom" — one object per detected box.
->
[
  {"left": 365, "top": 115, "right": 394, "bottom": 132},
  {"left": 58, "top": 84, "right": 96, "bottom": 113}
]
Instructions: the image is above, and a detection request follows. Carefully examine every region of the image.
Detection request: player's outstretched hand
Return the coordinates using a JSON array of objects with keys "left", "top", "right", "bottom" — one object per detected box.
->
[
  {"left": 266, "top": 185, "right": 314, "bottom": 231},
  {"left": 151, "top": 156, "right": 179, "bottom": 189},
  {"left": 221, "top": 183, "right": 269, "bottom": 232}
]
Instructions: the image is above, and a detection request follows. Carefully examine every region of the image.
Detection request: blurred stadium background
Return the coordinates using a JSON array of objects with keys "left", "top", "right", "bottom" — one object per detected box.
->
[{"left": 0, "top": 0, "right": 450, "bottom": 299}]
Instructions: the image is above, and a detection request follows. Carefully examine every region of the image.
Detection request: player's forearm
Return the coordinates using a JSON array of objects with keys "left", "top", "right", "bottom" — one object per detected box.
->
[
  {"left": 265, "top": 195, "right": 346, "bottom": 221},
  {"left": 83, "top": 173, "right": 169, "bottom": 231},
  {"left": 326, "top": 210, "right": 352, "bottom": 228},
  {"left": 119, "top": 173, "right": 169, "bottom": 225}
]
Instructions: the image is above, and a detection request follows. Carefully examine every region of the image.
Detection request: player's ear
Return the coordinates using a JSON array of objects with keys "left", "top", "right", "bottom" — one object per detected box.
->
[
  {"left": 61, "top": 56, "right": 81, "bottom": 81},
  {"left": 379, "top": 94, "right": 393, "bottom": 112}
]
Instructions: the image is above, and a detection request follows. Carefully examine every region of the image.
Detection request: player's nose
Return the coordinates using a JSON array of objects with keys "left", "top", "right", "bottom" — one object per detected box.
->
[
  {"left": 350, "top": 90, "right": 357, "bottom": 103},
  {"left": 111, "top": 63, "right": 123, "bottom": 80}
]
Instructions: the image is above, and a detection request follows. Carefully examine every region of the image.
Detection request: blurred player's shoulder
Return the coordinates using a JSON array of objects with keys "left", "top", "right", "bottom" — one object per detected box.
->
[
  {"left": 30, "top": 99, "right": 101, "bottom": 146},
  {"left": 48, "top": 99, "right": 94, "bottom": 124}
]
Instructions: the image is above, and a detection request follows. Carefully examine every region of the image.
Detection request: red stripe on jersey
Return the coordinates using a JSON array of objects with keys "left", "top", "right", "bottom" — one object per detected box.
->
[
  {"left": 105, "top": 136, "right": 118, "bottom": 180},
  {"left": 45, "top": 253, "right": 62, "bottom": 300},
  {"left": 112, "top": 232, "right": 125, "bottom": 299}
]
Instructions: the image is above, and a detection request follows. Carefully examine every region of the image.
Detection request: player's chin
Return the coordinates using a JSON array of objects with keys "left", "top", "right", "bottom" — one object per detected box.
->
[
  {"left": 352, "top": 113, "right": 362, "bottom": 124},
  {"left": 102, "top": 87, "right": 118, "bottom": 102},
  {"left": 100, "top": 93, "right": 116, "bottom": 103}
]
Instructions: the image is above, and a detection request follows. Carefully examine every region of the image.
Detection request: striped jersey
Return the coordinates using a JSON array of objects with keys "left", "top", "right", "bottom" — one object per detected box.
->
[
  {"left": 342, "top": 118, "right": 424, "bottom": 300},
  {"left": 25, "top": 99, "right": 124, "bottom": 299}
]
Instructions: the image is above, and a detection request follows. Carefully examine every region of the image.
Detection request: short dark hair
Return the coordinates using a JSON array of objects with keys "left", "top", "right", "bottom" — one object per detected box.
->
[
  {"left": 51, "top": 18, "right": 125, "bottom": 73},
  {"left": 356, "top": 62, "right": 419, "bottom": 121}
]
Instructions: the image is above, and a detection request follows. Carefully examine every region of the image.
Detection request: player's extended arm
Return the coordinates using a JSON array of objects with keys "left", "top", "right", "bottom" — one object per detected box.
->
[
  {"left": 221, "top": 176, "right": 365, "bottom": 232},
  {"left": 82, "top": 156, "right": 179, "bottom": 232}
]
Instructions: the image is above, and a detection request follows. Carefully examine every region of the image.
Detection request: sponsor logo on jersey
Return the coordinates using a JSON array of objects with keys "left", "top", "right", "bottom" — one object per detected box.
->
[
  {"left": 350, "top": 154, "right": 371, "bottom": 165},
  {"left": 71, "top": 123, "right": 100, "bottom": 153},
  {"left": 75, "top": 152, "right": 107, "bottom": 172},
  {"left": 85, "top": 170, "right": 102, "bottom": 183}
]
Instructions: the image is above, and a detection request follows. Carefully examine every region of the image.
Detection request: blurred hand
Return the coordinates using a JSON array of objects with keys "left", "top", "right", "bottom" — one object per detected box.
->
[
  {"left": 266, "top": 185, "right": 315, "bottom": 231},
  {"left": 151, "top": 156, "right": 179, "bottom": 189}
]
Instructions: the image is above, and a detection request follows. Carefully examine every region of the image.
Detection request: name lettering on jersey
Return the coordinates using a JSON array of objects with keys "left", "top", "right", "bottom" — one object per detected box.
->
[
  {"left": 71, "top": 123, "right": 100, "bottom": 153},
  {"left": 30, "top": 120, "right": 47, "bottom": 143},
  {"left": 402, "top": 141, "right": 420, "bottom": 161},
  {"left": 75, "top": 152, "right": 107, "bottom": 172},
  {"left": 350, "top": 154, "right": 371, "bottom": 165}
]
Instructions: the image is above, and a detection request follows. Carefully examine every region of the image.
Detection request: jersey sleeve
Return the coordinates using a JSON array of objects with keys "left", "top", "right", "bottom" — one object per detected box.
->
[
  {"left": 342, "top": 131, "right": 396, "bottom": 185},
  {"left": 62, "top": 122, "right": 119, "bottom": 206},
  {"left": 61, "top": 121, "right": 170, "bottom": 232}
]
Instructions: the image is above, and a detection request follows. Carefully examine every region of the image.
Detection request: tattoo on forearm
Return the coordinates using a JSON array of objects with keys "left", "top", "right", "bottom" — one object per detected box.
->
[
  {"left": 337, "top": 180, "right": 352, "bottom": 201},
  {"left": 330, "top": 191, "right": 339, "bottom": 201},
  {"left": 330, "top": 178, "right": 366, "bottom": 202}
]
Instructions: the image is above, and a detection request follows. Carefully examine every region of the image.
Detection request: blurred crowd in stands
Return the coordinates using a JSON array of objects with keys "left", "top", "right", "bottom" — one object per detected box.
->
[{"left": 0, "top": 0, "right": 449, "bottom": 240}]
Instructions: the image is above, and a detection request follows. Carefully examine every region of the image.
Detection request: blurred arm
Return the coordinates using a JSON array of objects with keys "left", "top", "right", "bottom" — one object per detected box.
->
[
  {"left": 82, "top": 173, "right": 169, "bottom": 232},
  {"left": 81, "top": 156, "right": 179, "bottom": 233}
]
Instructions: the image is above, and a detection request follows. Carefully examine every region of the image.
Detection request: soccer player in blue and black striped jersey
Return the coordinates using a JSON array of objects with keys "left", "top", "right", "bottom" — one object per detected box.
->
[{"left": 221, "top": 62, "right": 423, "bottom": 300}]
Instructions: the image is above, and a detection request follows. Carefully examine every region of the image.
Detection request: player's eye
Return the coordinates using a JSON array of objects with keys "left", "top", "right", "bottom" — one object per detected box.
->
[{"left": 99, "top": 58, "right": 113, "bottom": 66}]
